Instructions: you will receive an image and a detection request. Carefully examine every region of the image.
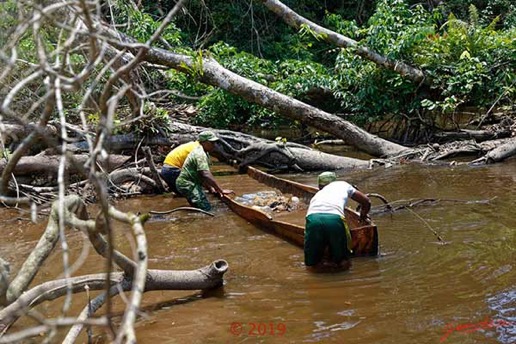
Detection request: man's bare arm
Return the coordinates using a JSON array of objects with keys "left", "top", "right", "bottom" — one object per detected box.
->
[
  {"left": 199, "top": 170, "right": 234, "bottom": 196},
  {"left": 351, "top": 190, "right": 371, "bottom": 221}
]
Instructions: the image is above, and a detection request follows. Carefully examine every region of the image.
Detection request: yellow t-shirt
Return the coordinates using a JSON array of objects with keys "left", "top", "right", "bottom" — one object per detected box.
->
[{"left": 163, "top": 141, "right": 200, "bottom": 168}]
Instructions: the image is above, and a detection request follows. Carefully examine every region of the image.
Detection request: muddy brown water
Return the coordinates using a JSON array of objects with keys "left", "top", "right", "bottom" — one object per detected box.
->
[{"left": 1, "top": 160, "right": 515, "bottom": 343}]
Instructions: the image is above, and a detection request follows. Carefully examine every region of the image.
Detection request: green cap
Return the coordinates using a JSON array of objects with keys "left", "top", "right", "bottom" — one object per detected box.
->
[
  {"left": 198, "top": 131, "right": 219, "bottom": 142},
  {"left": 317, "top": 171, "right": 337, "bottom": 186}
]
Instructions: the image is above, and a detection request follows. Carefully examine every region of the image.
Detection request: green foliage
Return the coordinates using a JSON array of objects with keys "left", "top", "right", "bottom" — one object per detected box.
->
[
  {"left": 331, "top": 0, "right": 434, "bottom": 123},
  {"left": 323, "top": 13, "right": 360, "bottom": 39},
  {"left": 178, "top": 50, "right": 205, "bottom": 79},
  {"left": 165, "top": 69, "right": 212, "bottom": 99},
  {"left": 192, "top": 42, "right": 277, "bottom": 128},
  {"left": 441, "top": 0, "right": 515, "bottom": 28},
  {"left": 0, "top": 147, "right": 12, "bottom": 160},
  {"left": 192, "top": 42, "right": 337, "bottom": 129},
  {"left": 365, "top": 0, "right": 435, "bottom": 59},
  {"left": 299, "top": 24, "right": 327, "bottom": 42},
  {"left": 126, "top": 103, "right": 172, "bottom": 136},
  {"left": 334, "top": 51, "right": 419, "bottom": 123},
  {"left": 112, "top": 0, "right": 183, "bottom": 47},
  {"left": 209, "top": 42, "right": 277, "bottom": 82},
  {"left": 167, "top": 0, "right": 514, "bottom": 130},
  {"left": 0, "top": 1, "right": 94, "bottom": 122},
  {"left": 7, "top": 0, "right": 512, "bottom": 134},
  {"left": 272, "top": 59, "right": 336, "bottom": 100},
  {"left": 275, "top": 136, "right": 288, "bottom": 144},
  {"left": 87, "top": 113, "right": 100, "bottom": 127},
  {"left": 195, "top": 89, "right": 276, "bottom": 129},
  {"left": 0, "top": 0, "right": 18, "bottom": 46},
  {"left": 414, "top": 6, "right": 516, "bottom": 112},
  {"left": 326, "top": 1, "right": 515, "bottom": 123}
]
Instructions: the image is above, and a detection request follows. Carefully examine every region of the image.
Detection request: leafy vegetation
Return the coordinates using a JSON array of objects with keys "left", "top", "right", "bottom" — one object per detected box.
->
[
  {"left": 2, "top": 0, "right": 514, "bottom": 139},
  {"left": 415, "top": 7, "right": 516, "bottom": 114},
  {"left": 171, "top": 0, "right": 515, "bottom": 132}
]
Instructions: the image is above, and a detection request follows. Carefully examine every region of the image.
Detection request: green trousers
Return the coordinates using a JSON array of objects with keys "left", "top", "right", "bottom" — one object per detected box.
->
[{"left": 304, "top": 213, "right": 352, "bottom": 266}]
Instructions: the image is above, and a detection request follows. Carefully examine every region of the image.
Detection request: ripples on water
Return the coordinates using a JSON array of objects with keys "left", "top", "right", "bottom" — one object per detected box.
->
[{"left": 0, "top": 161, "right": 515, "bottom": 343}]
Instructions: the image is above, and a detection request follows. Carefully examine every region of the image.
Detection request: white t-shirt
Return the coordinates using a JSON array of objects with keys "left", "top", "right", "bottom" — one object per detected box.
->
[{"left": 306, "top": 181, "right": 356, "bottom": 217}]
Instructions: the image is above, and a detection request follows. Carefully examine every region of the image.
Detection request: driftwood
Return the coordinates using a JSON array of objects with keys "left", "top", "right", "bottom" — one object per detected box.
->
[
  {"left": 366, "top": 195, "right": 495, "bottom": 243},
  {"left": 0, "top": 123, "right": 59, "bottom": 153},
  {"left": 470, "top": 137, "right": 516, "bottom": 165},
  {"left": 313, "top": 139, "right": 346, "bottom": 146},
  {"left": 0, "top": 262, "right": 228, "bottom": 338},
  {"left": 2, "top": 119, "right": 516, "bottom": 195},
  {"left": 432, "top": 128, "right": 512, "bottom": 143},
  {"left": 0, "top": 154, "right": 131, "bottom": 185},
  {"left": 418, "top": 137, "right": 516, "bottom": 164}
]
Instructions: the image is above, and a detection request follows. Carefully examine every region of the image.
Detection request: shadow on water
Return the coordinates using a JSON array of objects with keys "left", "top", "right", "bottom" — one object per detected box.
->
[{"left": 0, "top": 159, "right": 515, "bottom": 343}]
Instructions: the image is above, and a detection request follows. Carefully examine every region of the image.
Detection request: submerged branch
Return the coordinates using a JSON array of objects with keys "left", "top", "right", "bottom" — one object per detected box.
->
[
  {"left": 149, "top": 207, "right": 215, "bottom": 217},
  {"left": 370, "top": 197, "right": 495, "bottom": 216}
]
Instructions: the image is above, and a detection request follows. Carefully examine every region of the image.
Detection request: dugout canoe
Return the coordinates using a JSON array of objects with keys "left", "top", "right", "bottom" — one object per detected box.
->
[{"left": 221, "top": 166, "right": 379, "bottom": 257}]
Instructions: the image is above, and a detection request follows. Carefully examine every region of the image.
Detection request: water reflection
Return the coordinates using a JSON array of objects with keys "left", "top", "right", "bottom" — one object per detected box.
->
[{"left": 487, "top": 288, "right": 516, "bottom": 343}]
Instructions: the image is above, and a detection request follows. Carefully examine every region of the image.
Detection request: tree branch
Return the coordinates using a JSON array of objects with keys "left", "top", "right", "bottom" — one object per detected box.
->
[{"left": 259, "top": 0, "right": 427, "bottom": 84}]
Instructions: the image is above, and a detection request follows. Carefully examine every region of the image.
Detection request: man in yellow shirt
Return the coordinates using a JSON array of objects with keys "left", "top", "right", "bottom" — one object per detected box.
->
[
  {"left": 160, "top": 140, "right": 200, "bottom": 194},
  {"left": 176, "top": 131, "right": 233, "bottom": 210}
]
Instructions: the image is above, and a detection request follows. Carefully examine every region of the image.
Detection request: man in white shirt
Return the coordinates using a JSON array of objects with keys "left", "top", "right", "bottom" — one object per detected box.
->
[{"left": 305, "top": 171, "right": 371, "bottom": 272}]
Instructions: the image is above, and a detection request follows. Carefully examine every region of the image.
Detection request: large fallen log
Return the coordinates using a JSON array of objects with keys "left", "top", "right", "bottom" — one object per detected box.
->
[
  {"left": 0, "top": 261, "right": 228, "bottom": 334},
  {"left": 470, "top": 137, "right": 516, "bottom": 165},
  {"left": 0, "top": 154, "right": 131, "bottom": 185},
  {"left": 432, "top": 128, "right": 512, "bottom": 143}
]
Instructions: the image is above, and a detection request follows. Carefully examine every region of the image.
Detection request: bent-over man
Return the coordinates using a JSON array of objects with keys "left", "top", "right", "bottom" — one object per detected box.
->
[
  {"left": 175, "top": 131, "right": 233, "bottom": 211},
  {"left": 160, "top": 140, "right": 199, "bottom": 195},
  {"left": 304, "top": 171, "right": 371, "bottom": 272}
]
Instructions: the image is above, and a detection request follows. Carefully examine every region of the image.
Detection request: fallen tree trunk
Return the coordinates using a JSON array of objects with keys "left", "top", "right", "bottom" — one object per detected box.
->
[
  {"left": 432, "top": 128, "right": 512, "bottom": 143},
  {"left": 0, "top": 124, "right": 59, "bottom": 153},
  {"left": 0, "top": 261, "right": 228, "bottom": 334},
  {"left": 166, "top": 122, "right": 370, "bottom": 170},
  {"left": 0, "top": 154, "right": 131, "bottom": 185},
  {"left": 417, "top": 137, "right": 516, "bottom": 163},
  {"left": 0, "top": 122, "right": 371, "bottom": 189},
  {"left": 2, "top": 122, "right": 514, "bottom": 193},
  {"left": 470, "top": 137, "right": 516, "bottom": 165},
  {"left": 103, "top": 28, "right": 408, "bottom": 158}
]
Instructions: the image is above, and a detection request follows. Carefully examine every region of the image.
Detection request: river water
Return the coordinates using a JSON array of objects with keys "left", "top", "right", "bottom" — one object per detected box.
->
[{"left": 1, "top": 158, "right": 515, "bottom": 344}]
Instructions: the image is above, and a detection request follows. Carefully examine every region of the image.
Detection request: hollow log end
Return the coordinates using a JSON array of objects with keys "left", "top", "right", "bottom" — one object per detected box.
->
[{"left": 212, "top": 260, "right": 229, "bottom": 275}]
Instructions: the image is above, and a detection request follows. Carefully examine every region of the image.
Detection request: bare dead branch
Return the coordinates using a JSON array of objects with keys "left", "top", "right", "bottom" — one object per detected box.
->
[
  {"left": 149, "top": 207, "right": 215, "bottom": 217},
  {"left": 142, "top": 146, "right": 166, "bottom": 193}
]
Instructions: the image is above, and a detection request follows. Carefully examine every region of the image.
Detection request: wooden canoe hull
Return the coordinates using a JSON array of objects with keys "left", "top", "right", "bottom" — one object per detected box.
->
[{"left": 222, "top": 167, "right": 379, "bottom": 257}]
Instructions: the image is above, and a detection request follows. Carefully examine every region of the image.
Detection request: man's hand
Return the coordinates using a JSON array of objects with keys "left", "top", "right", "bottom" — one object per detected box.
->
[
  {"left": 221, "top": 189, "right": 235, "bottom": 196},
  {"left": 351, "top": 190, "right": 371, "bottom": 224},
  {"left": 360, "top": 214, "right": 371, "bottom": 223}
]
